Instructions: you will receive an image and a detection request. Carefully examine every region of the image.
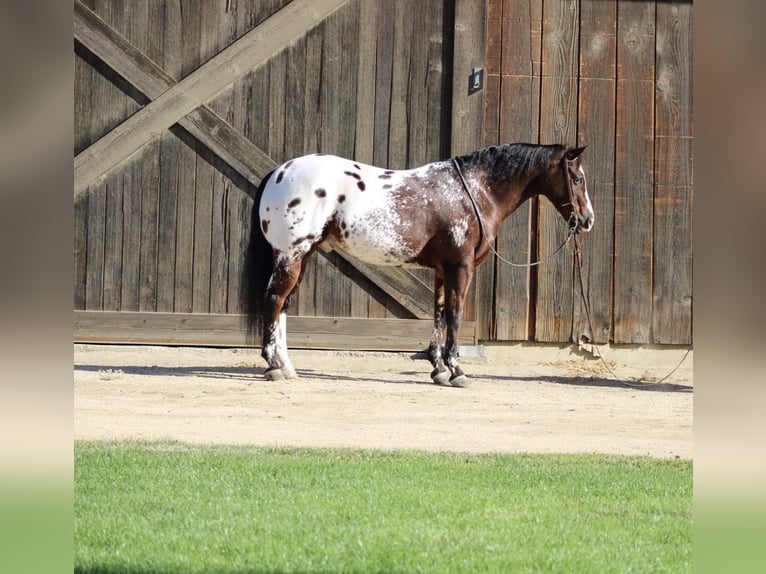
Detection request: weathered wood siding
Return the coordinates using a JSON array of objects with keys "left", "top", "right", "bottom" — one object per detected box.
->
[
  {"left": 482, "top": 0, "right": 692, "bottom": 345},
  {"left": 75, "top": 0, "right": 452, "bottom": 329},
  {"left": 74, "top": 0, "right": 692, "bottom": 348}
]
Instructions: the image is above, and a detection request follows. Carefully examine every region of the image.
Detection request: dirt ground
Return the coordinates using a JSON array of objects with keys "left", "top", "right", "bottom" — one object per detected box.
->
[{"left": 74, "top": 344, "right": 693, "bottom": 459}]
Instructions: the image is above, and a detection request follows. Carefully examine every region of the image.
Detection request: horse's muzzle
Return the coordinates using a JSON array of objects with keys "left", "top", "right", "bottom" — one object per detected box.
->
[{"left": 578, "top": 212, "right": 594, "bottom": 233}]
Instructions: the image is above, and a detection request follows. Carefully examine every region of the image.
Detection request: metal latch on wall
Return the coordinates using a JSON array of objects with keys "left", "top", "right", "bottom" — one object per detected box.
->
[{"left": 469, "top": 67, "right": 484, "bottom": 94}]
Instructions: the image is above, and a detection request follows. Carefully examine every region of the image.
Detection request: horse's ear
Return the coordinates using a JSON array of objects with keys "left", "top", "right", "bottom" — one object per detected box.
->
[{"left": 564, "top": 146, "right": 587, "bottom": 162}]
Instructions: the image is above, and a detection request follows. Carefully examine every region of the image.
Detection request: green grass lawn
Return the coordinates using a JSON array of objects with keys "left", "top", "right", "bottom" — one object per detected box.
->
[{"left": 75, "top": 442, "right": 691, "bottom": 573}]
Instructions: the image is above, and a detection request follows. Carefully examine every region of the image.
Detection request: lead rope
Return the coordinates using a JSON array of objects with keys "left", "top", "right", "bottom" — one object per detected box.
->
[
  {"left": 573, "top": 235, "right": 692, "bottom": 386},
  {"left": 451, "top": 157, "right": 576, "bottom": 268},
  {"left": 452, "top": 156, "right": 691, "bottom": 386}
]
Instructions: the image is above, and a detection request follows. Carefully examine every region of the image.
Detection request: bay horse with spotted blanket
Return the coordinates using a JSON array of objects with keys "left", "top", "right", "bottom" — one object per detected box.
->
[{"left": 241, "top": 143, "right": 594, "bottom": 386}]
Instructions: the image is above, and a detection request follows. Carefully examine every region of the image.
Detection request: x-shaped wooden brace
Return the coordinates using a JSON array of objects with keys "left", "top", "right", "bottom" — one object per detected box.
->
[{"left": 73, "top": 0, "right": 435, "bottom": 319}]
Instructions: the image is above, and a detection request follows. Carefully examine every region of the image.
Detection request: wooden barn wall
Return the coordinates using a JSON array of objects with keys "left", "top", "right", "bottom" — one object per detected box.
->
[
  {"left": 74, "top": 0, "right": 453, "bottom": 329},
  {"left": 481, "top": 0, "right": 692, "bottom": 345},
  {"left": 74, "top": 0, "right": 692, "bottom": 348}
]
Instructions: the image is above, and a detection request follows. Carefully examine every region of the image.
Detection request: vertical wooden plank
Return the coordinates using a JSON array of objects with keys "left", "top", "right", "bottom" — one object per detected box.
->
[
  {"left": 268, "top": 50, "right": 287, "bottom": 161},
  {"left": 180, "top": 0, "right": 201, "bottom": 78},
  {"left": 281, "top": 30, "right": 310, "bottom": 315},
  {"left": 192, "top": 162, "right": 213, "bottom": 314},
  {"left": 120, "top": 158, "right": 142, "bottom": 311},
  {"left": 74, "top": 194, "right": 88, "bottom": 310},
  {"left": 208, "top": 137, "right": 231, "bottom": 314},
  {"left": 296, "top": 26, "right": 323, "bottom": 315},
  {"left": 102, "top": 170, "right": 124, "bottom": 310},
  {"left": 653, "top": 1, "right": 692, "bottom": 344},
  {"left": 492, "top": 0, "right": 543, "bottom": 342},
  {"left": 85, "top": 184, "right": 106, "bottom": 310},
  {"left": 227, "top": 2, "right": 266, "bottom": 315},
  {"left": 209, "top": 4, "right": 238, "bottom": 314},
  {"left": 74, "top": 49, "right": 93, "bottom": 155},
  {"left": 191, "top": 0, "right": 222, "bottom": 314},
  {"left": 284, "top": 35, "right": 308, "bottom": 159},
  {"left": 302, "top": 25, "right": 323, "bottom": 153},
  {"left": 174, "top": 0, "right": 202, "bottom": 313},
  {"left": 320, "top": 7, "right": 343, "bottom": 155},
  {"left": 473, "top": 0, "right": 501, "bottom": 340},
  {"left": 535, "top": 0, "right": 579, "bottom": 343},
  {"left": 498, "top": 0, "right": 542, "bottom": 141},
  {"left": 226, "top": 184, "right": 252, "bottom": 315},
  {"left": 156, "top": 131, "right": 179, "bottom": 312},
  {"left": 451, "top": 0, "right": 485, "bottom": 157},
  {"left": 485, "top": 0, "right": 502, "bottom": 82},
  {"left": 323, "top": 253, "right": 352, "bottom": 317},
  {"left": 82, "top": 1, "right": 137, "bottom": 146},
  {"left": 338, "top": 1, "right": 359, "bottom": 160},
  {"left": 139, "top": 143, "right": 160, "bottom": 312},
  {"left": 174, "top": 140, "right": 196, "bottom": 313},
  {"left": 353, "top": 0, "right": 382, "bottom": 318},
  {"left": 115, "top": 2, "right": 146, "bottom": 312},
  {"left": 388, "top": 1, "right": 412, "bottom": 169},
  {"left": 354, "top": 0, "right": 377, "bottom": 164},
  {"left": 74, "top": 44, "right": 92, "bottom": 310},
  {"left": 340, "top": 0, "right": 367, "bottom": 317},
  {"left": 451, "top": 0, "right": 484, "bottom": 334},
  {"left": 138, "top": 0, "right": 165, "bottom": 312},
  {"left": 406, "top": 0, "right": 429, "bottom": 168},
  {"left": 155, "top": 0, "right": 184, "bottom": 312},
  {"left": 124, "top": 0, "right": 148, "bottom": 55},
  {"left": 614, "top": 0, "right": 655, "bottom": 343},
  {"left": 425, "top": 0, "right": 448, "bottom": 163},
  {"left": 314, "top": 2, "right": 362, "bottom": 316},
  {"left": 372, "top": 0, "right": 394, "bottom": 167},
  {"left": 573, "top": 0, "right": 617, "bottom": 344}
]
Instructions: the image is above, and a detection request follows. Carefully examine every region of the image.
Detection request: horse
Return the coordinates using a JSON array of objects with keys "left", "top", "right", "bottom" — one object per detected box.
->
[{"left": 240, "top": 142, "right": 594, "bottom": 386}]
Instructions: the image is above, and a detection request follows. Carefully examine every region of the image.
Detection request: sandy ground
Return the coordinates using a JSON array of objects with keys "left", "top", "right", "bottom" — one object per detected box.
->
[{"left": 74, "top": 344, "right": 693, "bottom": 459}]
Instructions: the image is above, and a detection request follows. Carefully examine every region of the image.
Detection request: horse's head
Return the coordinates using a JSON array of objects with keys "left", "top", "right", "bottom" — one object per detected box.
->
[{"left": 548, "top": 146, "right": 595, "bottom": 233}]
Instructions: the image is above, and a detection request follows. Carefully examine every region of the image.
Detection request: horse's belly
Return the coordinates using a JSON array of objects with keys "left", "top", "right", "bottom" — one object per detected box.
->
[{"left": 335, "top": 211, "right": 421, "bottom": 266}]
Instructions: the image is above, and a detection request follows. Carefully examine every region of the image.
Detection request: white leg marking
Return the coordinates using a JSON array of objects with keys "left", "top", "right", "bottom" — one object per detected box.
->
[{"left": 275, "top": 312, "right": 296, "bottom": 378}]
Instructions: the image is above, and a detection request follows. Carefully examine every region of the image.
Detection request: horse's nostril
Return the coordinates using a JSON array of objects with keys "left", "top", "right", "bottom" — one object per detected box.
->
[{"left": 580, "top": 214, "right": 594, "bottom": 231}]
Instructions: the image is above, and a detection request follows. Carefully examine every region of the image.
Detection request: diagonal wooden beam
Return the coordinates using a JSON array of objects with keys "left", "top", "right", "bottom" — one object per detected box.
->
[
  {"left": 332, "top": 250, "right": 434, "bottom": 320},
  {"left": 73, "top": 0, "right": 276, "bottom": 198},
  {"left": 73, "top": 0, "right": 435, "bottom": 322},
  {"left": 74, "top": 1, "right": 277, "bottom": 191},
  {"left": 74, "top": 0, "right": 348, "bottom": 195}
]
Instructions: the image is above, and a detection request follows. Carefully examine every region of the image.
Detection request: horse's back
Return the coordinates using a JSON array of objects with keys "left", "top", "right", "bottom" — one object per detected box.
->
[{"left": 258, "top": 153, "right": 439, "bottom": 265}]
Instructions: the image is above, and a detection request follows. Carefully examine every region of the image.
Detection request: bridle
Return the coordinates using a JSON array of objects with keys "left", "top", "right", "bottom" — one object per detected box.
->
[
  {"left": 562, "top": 157, "right": 582, "bottom": 234},
  {"left": 451, "top": 156, "right": 580, "bottom": 268}
]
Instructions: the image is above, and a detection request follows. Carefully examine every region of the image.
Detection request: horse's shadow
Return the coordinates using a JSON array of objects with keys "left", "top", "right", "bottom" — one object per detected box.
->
[
  {"left": 472, "top": 373, "right": 693, "bottom": 393},
  {"left": 74, "top": 364, "right": 261, "bottom": 382},
  {"left": 74, "top": 364, "right": 433, "bottom": 387},
  {"left": 75, "top": 364, "right": 692, "bottom": 392}
]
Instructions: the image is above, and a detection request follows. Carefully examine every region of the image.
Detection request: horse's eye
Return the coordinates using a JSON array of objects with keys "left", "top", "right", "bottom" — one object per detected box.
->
[{"left": 572, "top": 176, "right": 583, "bottom": 185}]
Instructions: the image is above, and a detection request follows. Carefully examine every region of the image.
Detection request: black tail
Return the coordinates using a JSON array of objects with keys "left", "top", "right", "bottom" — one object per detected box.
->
[{"left": 240, "top": 170, "right": 276, "bottom": 345}]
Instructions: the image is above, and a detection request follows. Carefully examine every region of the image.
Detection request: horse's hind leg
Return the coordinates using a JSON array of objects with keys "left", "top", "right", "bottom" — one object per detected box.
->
[
  {"left": 262, "top": 255, "right": 303, "bottom": 380},
  {"left": 428, "top": 275, "right": 451, "bottom": 386},
  {"left": 274, "top": 311, "right": 296, "bottom": 379}
]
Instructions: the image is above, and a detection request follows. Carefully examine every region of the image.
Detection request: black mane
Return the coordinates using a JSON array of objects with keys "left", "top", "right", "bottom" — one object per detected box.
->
[{"left": 458, "top": 143, "right": 565, "bottom": 183}]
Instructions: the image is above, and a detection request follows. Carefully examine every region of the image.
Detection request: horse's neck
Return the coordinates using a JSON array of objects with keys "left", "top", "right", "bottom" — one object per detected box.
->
[{"left": 481, "top": 169, "right": 543, "bottom": 223}]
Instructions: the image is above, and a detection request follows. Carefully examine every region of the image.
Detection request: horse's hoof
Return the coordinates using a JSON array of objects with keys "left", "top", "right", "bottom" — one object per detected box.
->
[
  {"left": 264, "top": 368, "right": 285, "bottom": 381},
  {"left": 449, "top": 374, "right": 470, "bottom": 388},
  {"left": 282, "top": 366, "right": 298, "bottom": 379},
  {"left": 431, "top": 368, "right": 451, "bottom": 386}
]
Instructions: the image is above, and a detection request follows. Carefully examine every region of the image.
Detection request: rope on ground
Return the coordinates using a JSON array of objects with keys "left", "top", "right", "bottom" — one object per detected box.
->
[{"left": 572, "top": 235, "right": 691, "bottom": 387}]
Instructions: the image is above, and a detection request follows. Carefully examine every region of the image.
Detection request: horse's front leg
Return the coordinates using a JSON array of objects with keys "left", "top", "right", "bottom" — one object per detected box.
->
[
  {"left": 442, "top": 263, "right": 474, "bottom": 387},
  {"left": 428, "top": 275, "right": 451, "bottom": 385}
]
